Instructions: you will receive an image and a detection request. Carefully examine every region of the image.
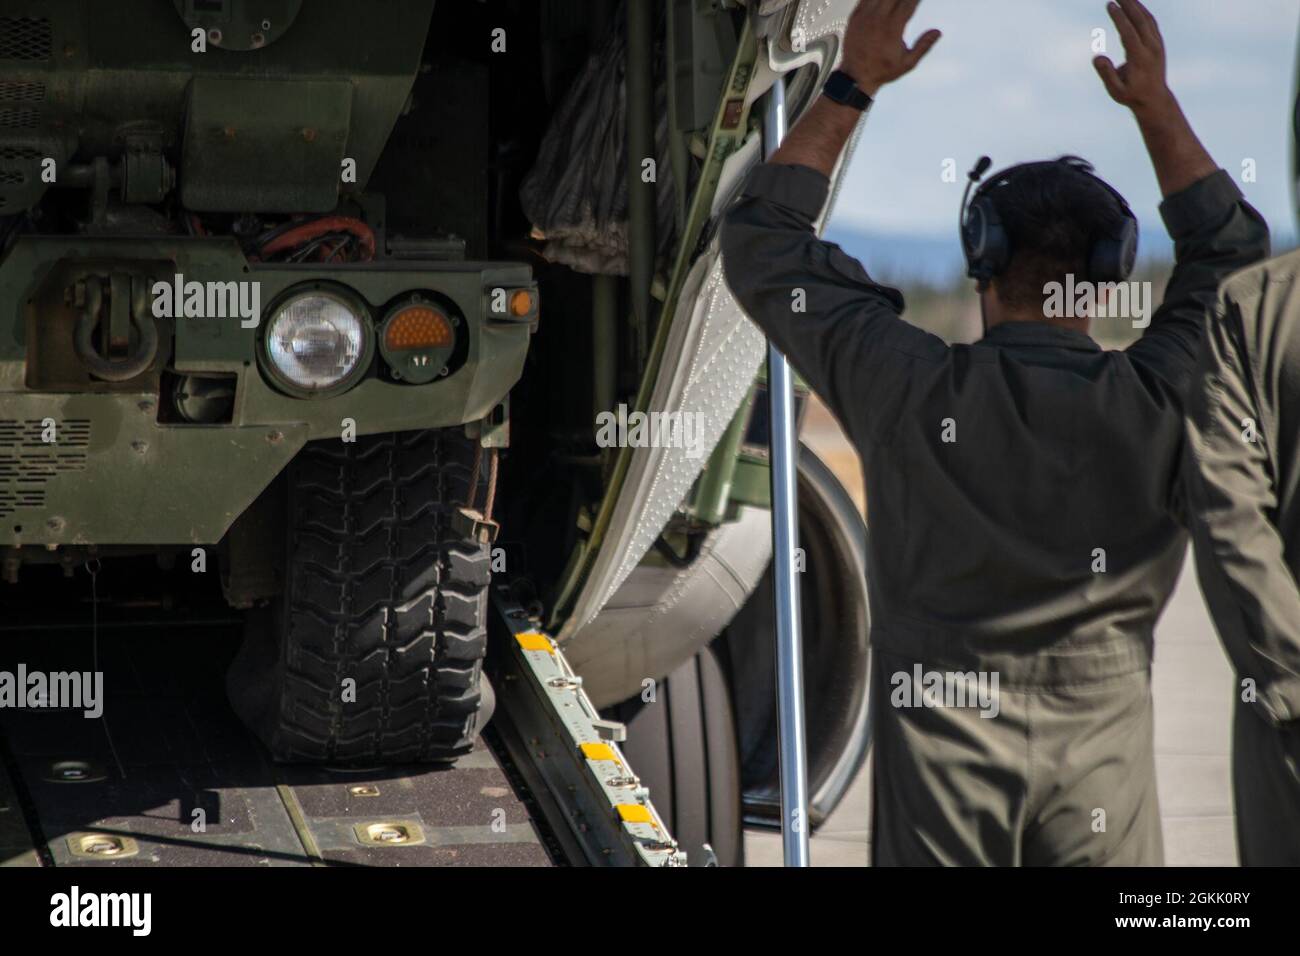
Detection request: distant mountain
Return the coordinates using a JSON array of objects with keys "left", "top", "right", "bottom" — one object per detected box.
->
[
  {"left": 823, "top": 225, "right": 1298, "bottom": 288},
  {"left": 821, "top": 227, "right": 964, "bottom": 287}
]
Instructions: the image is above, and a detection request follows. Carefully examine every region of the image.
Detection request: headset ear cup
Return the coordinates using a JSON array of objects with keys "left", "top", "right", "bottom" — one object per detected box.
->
[
  {"left": 985, "top": 219, "right": 1009, "bottom": 276},
  {"left": 1117, "top": 218, "right": 1138, "bottom": 279},
  {"left": 1089, "top": 219, "right": 1138, "bottom": 282},
  {"left": 963, "top": 196, "right": 1008, "bottom": 281},
  {"left": 962, "top": 204, "right": 986, "bottom": 276},
  {"left": 1089, "top": 240, "right": 1119, "bottom": 283}
]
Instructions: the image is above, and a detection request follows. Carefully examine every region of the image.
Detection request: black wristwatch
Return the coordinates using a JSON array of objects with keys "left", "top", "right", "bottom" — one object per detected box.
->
[{"left": 822, "top": 69, "right": 873, "bottom": 111}]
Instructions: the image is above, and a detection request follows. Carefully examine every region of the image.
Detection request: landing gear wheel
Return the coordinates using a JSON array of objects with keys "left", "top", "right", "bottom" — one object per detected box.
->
[
  {"left": 611, "top": 642, "right": 744, "bottom": 867},
  {"left": 227, "top": 428, "right": 494, "bottom": 765}
]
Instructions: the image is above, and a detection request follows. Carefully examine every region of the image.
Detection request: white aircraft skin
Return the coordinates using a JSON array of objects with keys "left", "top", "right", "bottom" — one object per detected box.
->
[{"left": 562, "top": 0, "right": 862, "bottom": 705}]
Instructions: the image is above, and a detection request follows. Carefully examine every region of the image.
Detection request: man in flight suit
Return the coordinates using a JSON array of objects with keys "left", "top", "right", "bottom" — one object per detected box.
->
[
  {"left": 1184, "top": 248, "right": 1300, "bottom": 865},
  {"left": 722, "top": 0, "right": 1269, "bottom": 865}
]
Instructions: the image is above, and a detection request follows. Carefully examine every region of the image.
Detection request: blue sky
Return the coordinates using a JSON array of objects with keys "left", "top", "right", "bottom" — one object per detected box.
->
[{"left": 829, "top": 0, "right": 1299, "bottom": 276}]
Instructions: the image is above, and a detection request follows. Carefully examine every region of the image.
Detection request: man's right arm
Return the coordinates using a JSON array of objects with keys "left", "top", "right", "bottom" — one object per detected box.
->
[{"left": 1093, "top": 0, "right": 1217, "bottom": 201}]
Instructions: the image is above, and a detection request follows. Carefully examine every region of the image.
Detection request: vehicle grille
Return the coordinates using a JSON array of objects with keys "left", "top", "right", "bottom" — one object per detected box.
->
[
  {"left": 0, "top": 143, "right": 41, "bottom": 211},
  {"left": 0, "top": 17, "right": 52, "bottom": 62},
  {"left": 0, "top": 419, "right": 91, "bottom": 519},
  {"left": 0, "top": 80, "right": 44, "bottom": 101}
]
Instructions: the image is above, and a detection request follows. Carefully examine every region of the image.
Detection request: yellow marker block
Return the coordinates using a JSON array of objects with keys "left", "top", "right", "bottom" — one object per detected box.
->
[
  {"left": 580, "top": 742, "right": 618, "bottom": 761},
  {"left": 515, "top": 631, "right": 554, "bottom": 653},
  {"left": 617, "top": 804, "right": 655, "bottom": 825}
]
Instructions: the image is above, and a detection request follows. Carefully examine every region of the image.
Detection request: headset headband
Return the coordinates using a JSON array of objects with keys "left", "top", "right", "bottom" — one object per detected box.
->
[{"left": 974, "top": 157, "right": 1135, "bottom": 228}]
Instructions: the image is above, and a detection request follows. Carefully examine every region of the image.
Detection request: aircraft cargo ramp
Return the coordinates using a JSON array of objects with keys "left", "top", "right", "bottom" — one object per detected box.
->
[{"left": 0, "top": 579, "right": 681, "bottom": 868}]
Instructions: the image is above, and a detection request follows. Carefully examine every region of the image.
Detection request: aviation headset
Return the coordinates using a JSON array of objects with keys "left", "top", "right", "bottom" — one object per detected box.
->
[{"left": 959, "top": 156, "right": 1139, "bottom": 286}]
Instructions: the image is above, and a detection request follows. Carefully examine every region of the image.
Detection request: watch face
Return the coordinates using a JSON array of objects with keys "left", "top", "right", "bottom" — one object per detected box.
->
[
  {"left": 826, "top": 71, "right": 854, "bottom": 101},
  {"left": 824, "top": 70, "right": 866, "bottom": 109}
]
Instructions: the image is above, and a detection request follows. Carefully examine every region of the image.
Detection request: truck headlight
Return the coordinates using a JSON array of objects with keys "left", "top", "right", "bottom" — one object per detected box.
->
[{"left": 263, "top": 289, "right": 371, "bottom": 395}]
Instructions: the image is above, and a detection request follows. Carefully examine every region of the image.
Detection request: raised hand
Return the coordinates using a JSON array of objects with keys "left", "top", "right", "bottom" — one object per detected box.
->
[
  {"left": 841, "top": 0, "right": 942, "bottom": 97},
  {"left": 1092, "top": 0, "right": 1174, "bottom": 119},
  {"left": 1092, "top": 0, "right": 1216, "bottom": 198}
]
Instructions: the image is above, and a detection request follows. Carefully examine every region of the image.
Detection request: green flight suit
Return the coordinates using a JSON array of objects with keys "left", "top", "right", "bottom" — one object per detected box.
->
[
  {"left": 1185, "top": 247, "right": 1300, "bottom": 866},
  {"left": 721, "top": 160, "right": 1268, "bottom": 866}
]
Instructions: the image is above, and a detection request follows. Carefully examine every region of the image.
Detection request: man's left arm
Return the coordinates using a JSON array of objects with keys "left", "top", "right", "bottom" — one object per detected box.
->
[
  {"left": 721, "top": 0, "right": 946, "bottom": 444},
  {"left": 721, "top": 162, "right": 944, "bottom": 445}
]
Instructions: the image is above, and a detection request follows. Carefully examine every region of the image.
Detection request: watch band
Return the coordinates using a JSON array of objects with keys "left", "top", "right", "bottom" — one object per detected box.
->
[{"left": 822, "top": 69, "right": 873, "bottom": 111}]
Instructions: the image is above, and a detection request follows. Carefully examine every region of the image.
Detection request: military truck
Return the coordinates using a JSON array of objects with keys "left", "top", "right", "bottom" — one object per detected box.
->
[{"left": 0, "top": 0, "right": 869, "bottom": 865}]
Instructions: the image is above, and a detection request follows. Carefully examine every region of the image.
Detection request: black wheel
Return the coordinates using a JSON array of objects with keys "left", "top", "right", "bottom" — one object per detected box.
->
[
  {"left": 610, "top": 642, "right": 744, "bottom": 867},
  {"left": 722, "top": 442, "right": 870, "bottom": 829},
  {"left": 227, "top": 428, "right": 492, "bottom": 764}
]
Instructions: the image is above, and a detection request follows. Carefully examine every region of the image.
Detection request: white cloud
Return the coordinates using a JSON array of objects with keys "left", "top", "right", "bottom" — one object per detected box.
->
[{"left": 830, "top": 0, "right": 1298, "bottom": 242}]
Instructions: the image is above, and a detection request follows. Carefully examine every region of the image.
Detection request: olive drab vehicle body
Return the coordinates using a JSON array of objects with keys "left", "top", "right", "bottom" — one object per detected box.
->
[{"left": 0, "top": 2, "right": 532, "bottom": 547}]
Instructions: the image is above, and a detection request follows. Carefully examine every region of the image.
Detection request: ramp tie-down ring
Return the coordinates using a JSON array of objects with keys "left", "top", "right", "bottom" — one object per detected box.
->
[{"left": 73, "top": 278, "right": 158, "bottom": 382}]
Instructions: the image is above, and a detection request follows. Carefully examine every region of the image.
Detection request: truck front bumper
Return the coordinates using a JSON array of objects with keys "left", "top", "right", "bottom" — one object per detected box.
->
[{"left": 0, "top": 237, "right": 533, "bottom": 546}]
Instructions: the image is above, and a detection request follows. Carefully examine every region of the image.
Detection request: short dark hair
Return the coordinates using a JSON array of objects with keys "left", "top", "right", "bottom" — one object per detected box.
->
[{"left": 984, "top": 157, "right": 1130, "bottom": 311}]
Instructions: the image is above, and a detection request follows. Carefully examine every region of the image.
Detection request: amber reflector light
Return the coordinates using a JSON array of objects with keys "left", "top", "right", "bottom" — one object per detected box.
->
[
  {"left": 384, "top": 305, "right": 453, "bottom": 351},
  {"left": 509, "top": 289, "right": 535, "bottom": 317}
]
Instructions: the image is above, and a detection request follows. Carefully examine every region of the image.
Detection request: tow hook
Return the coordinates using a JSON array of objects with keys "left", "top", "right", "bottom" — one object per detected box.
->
[{"left": 72, "top": 274, "right": 159, "bottom": 381}]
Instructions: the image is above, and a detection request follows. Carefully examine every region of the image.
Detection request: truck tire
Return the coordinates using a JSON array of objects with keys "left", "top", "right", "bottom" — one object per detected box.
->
[
  {"left": 610, "top": 642, "right": 744, "bottom": 867},
  {"left": 227, "top": 428, "right": 492, "bottom": 764}
]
